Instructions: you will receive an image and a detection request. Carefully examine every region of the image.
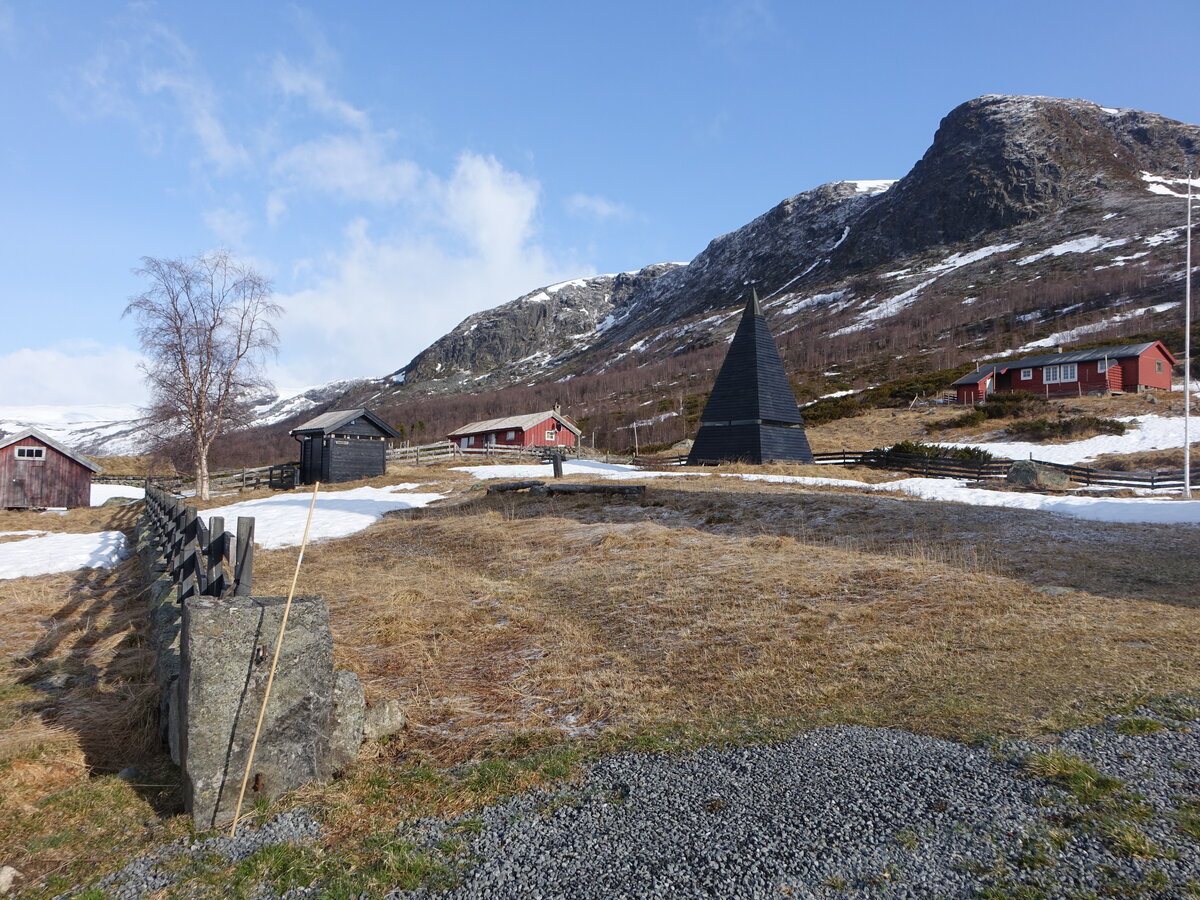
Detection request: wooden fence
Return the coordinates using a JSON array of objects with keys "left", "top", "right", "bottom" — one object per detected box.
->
[
  {"left": 143, "top": 485, "right": 254, "bottom": 600},
  {"left": 388, "top": 441, "right": 580, "bottom": 466},
  {"left": 633, "top": 449, "right": 1193, "bottom": 491}
]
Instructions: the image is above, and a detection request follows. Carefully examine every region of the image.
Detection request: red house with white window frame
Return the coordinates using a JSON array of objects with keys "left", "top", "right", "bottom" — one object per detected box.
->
[
  {"left": 952, "top": 342, "right": 1177, "bottom": 404},
  {"left": 447, "top": 407, "right": 581, "bottom": 450}
]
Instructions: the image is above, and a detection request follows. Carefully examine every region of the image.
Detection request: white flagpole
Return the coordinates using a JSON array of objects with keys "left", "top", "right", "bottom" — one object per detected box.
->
[{"left": 1186, "top": 169, "right": 1193, "bottom": 499}]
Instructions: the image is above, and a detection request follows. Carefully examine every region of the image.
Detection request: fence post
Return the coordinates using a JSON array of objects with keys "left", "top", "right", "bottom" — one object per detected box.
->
[
  {"left": 234, "top": 517, "right": 255, "bottom": 596},
  {"left": 207, "top": 516, "right": 225, "bottom": 597}
]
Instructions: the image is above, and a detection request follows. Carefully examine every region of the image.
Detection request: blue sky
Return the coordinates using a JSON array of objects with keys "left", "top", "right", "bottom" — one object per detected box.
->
[{"left": 3, "top": 0, "right": 1200, "bottom": 407}]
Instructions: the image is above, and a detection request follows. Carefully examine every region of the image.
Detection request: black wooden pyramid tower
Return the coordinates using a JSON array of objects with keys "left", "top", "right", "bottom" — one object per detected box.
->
[{"left": 687, "top": 290, "right": 814, "bottom": 465}]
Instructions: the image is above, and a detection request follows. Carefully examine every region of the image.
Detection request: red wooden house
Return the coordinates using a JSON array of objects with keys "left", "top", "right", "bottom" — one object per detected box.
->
[
  {"left": 448, "top": 406, "right": 581, "bottom": 450},
  {"left": 952, "top": 342, "right": 1177, "bottom": 404},
  {"left": 0, "top": 428, "right": 101, "bottom": 509}
]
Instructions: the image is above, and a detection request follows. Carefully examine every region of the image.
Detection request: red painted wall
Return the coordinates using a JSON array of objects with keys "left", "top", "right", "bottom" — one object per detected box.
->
[
  {"left": 0, "top": 437, "right": 92, "bottom": 508},
  {"left": 957, "top": 345, "right": 1175, "bottom": 404},
  {"left": 454, "top": 416, "right": 579, "bottom": 449},
  {"left": 1135, "top": 345, "right": 1174, "bottom": 391}
]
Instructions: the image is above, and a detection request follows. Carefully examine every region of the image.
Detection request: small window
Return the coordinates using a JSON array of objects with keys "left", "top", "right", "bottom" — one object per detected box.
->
[
  {"left": 467, "top": 436, "right": 475, "bottom": 447},
  {"left": 545, "top": 430, "right": 556, "bottom": 441},
  {"left": 506, "top": 430, "right": 515, "bottom": 440},
  {"left": 1061, "top": 363, "right": 1077, "bottom": 382},
  {"left": 1019, "top": 368, "right": 1033, "bottom": 381},
  {"left": 15, "top": 446, "right": 45, "bottom": 460},
  {"left": 1156, "top": 360, "right": 1164, "bottom": 374},
  {"left": 1097, "top": 359, "right": 1111, "bottom": 373},
  {"left": 1043, "top": 365, "right": 1060, "bottom": 384}
]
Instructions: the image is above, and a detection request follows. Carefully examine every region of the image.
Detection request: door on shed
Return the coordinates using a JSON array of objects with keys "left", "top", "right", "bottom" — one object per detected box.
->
[{"left": 8, "top": 476, "right": 27, "bottom": 507}]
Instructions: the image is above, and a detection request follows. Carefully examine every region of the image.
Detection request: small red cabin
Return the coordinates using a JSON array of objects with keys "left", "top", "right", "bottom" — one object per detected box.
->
[
  {"left": 448, "top": 407, "right": 581, "bottom": 450},
  {"left": 0, "top": 428, "right": 101, "bottom": 509},
  {"left": 952, "top": 342, "right": 1177, "bottom": 404}
]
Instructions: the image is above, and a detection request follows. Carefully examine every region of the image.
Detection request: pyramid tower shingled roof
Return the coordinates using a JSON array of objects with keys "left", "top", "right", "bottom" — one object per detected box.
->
[{"left": 687, "top": 290, "right": 813, "bottom": 465}]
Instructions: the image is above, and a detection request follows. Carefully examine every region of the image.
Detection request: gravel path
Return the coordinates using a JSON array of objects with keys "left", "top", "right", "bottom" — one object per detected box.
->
[
  {"left": 396, "top": 705, "right": 1200, "bottom": 899},
  {"left": 81, "top": 701, "right": 1200, "bottom": 899}
]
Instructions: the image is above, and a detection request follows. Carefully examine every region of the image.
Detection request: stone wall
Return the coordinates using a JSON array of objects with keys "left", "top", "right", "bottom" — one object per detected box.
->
[{"left": 136, "top": 510, "right": 366, "bottom": 829}]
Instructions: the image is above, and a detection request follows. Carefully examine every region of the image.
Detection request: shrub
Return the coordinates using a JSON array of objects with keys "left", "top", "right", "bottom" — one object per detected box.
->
[
  {"left": 1009, "top": 417, "right": 1127, "bottom": 441},
  {"left": 886, "top": 440, "right": 994, "bottom": 461},
  {"left": 802, "top": 395, "right": 866, "bottom": 426}
]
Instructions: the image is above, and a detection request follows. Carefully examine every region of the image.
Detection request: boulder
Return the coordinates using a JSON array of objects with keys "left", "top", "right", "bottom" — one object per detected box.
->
[
  {"left": 329, "top": 671, "right": 366, "bottom": 772},
  {"left": 1006, "top": 459, "right": 1071, "bottom": 491},
  {"left": 0, "top": 867, "right": 21, "bottom": 895},
  {"left": 363, "top": 698, "right": 406, "bottom": 742}
]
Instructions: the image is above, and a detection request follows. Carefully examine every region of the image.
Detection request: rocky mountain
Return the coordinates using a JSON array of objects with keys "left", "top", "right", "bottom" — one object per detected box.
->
[
  {"left": 392, "top": 263, "right": 683, "bottom": 388},
  {"left": 385, "top": 95, "right": 1200, "bottom": 399}
]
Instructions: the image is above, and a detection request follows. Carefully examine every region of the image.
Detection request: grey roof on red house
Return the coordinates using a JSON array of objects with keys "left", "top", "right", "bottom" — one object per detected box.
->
[
  {"left": 448, "top": 410, "right": 581, "bottom": 438},
  {"left": 952, "top": 342, "right": 1173, "bottom": 386},
  {"left": 0, "top": 428, "right": 102, "bottom": 472},
  {"left": 290, "top": 408, "right": 403, "bottom": 438}
]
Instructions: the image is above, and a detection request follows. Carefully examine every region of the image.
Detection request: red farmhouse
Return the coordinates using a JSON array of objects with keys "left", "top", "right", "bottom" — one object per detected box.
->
[
  {"left": 0, "top": 428, "right": 101, "bottom": 509},
  {"left": 448, "top": 407, "right": 580, "bottom": 450},
  {"left": 951, "top": 342, "right": 1177, "bottom": 404}
]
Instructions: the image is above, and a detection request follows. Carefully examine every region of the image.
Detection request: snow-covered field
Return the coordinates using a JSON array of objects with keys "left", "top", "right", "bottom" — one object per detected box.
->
[
  {"left": 91, "top": 484, "right": 146, "bottom": 505},
  {"left": 198, "top": 483, "right": 446, "bottom": 549},
  {"left": 0, "top": 531, "right": 130, "bottom": 580},
  {"left": 718, "top": 472, "right": 1200, "bottom": 525},
  {"left": 943, "top": 414, "right": 1187, "bottom": 464},
  {"left": 454, "top": 457, "right": 1200, "bottom": 525},
  {"left": 453, "top": 461, "right": 693, "bottom": 481}
]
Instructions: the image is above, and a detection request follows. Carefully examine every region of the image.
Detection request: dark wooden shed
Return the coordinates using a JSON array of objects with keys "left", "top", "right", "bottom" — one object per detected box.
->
[
  {"left": 290, "top": 408, "right": 402, "bottom": 485},
  {"left": 0, "top": 428, "right": 101, "bottom": 509},
  {"left": 688, "top": 291, "right": 814, "bottom": 465}
]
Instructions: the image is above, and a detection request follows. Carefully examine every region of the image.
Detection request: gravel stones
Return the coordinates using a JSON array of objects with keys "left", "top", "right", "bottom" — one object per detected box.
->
[
  {"left": 69, "top": 812, "right": 322, "bottom": 900},
  {"left": 396, "top": 711, "right": 1200, "bottom": 899}
]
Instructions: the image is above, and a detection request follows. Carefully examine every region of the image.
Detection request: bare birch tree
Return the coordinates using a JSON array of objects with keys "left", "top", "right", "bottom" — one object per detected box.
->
[{"left": 124, "top": 250, "right": 282, "bottom": 500}]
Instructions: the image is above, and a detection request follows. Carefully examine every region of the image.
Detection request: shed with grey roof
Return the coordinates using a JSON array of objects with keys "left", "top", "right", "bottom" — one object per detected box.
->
[
  {"left": 290, "top": 408, "right": 402, "bottom": 485},
  {"left": 0, "top": 427, "right": 101, "bottom": 509}
]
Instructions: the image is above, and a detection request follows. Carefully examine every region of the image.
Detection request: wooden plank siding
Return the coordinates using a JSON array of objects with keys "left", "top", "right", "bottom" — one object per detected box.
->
[{"left": 0, "top": 435, "right": 93, "bottom": 508}]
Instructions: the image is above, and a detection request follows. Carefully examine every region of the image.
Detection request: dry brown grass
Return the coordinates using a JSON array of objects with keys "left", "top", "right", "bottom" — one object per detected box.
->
[
  {"left": 2, "top": 464, "right": 1198, "bottom": 894},
  {"left": 1089, "top": 446, "right": 1199, "bottom": 471},
  {"left": 248, "top": 484, "right": 1200, "bottom": 768},
  {"left": 0, "top": 506, "right": 185, "bottom": 892},
  {"left": 86, "top": 454, "right": 178, "bottom": 477},
  {"left": 810, "top": 390, "right": 1192, "bottom": 451}
]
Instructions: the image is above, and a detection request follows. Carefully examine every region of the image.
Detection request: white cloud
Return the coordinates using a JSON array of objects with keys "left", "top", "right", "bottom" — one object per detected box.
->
[
  {"left": 275, "top": 153, "right": 587, "bottom": 382},
  {"left": 565, "top": 192, "right": 632, "bottom": 222},
  {"left": 67, "top": 17, "right": 246, "bottom": 172},
  {"left": 203, "top": 205, "right": 252, "bottom": 246},
  {"left": 270, "top": 132, "right": 423, "bottom": 207},
  {"left": 271, "top": 55, "right": 367, "bottom": 129},
  {"left": 0, "top": 343, "right": 147, "bottom": 406}
]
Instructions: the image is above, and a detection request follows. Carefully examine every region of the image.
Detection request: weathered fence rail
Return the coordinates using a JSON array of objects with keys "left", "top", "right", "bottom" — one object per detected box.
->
[
  {"left": 632, "top": 448, "right": 1192, "bottom": 491},
  {"left": 144, "top": 484, "right": 254, "bottom": 600},
  {"left": 387, "top": 441, "right": 580, "bottom": 466}
]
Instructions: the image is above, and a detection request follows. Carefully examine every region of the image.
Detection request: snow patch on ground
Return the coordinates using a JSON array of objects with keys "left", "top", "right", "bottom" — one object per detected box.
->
[
  {"left": 1140, "top": 171, "right": 1200, "bottom": 199},
  {"left": 91, "top": 484, "right": 146, "bottom": 506},
  {"left": 454, "top": 461, "right": 696, "bottom": 481},
  {"left": 199, "top": 484, "right": 446, "bottom": 550},
  {"left": 711, "top": 472, "right": 1200, "bottom": 524},
  {"left": 1012, "top": 303, "right": 1180, "bottom": 352},
  {"left": 0, "top": 531, "right": 131, "bottom": 580},
  {"left": 831, "top": 278, "right": 937, "bottom": 336},
  {"left": 943, "top": 414, "right": 1187, "bottom": 464},
  {"left": 1017, "top": 235, "right": 1127, "bottom": 266},
  {"left": 926, "top": 242, "right": 1021, "bottom": 274},
  {"left": 846, "top": 180, "right": 897, "bottom": 194}
]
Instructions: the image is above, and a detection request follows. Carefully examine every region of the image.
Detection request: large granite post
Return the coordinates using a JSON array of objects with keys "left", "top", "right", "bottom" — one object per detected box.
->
[{"left": 179, "top": 595, "right": 345, "bottom": 829}]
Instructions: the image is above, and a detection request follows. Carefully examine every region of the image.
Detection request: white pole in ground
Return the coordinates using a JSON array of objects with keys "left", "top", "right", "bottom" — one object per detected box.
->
[{"left": 1186, "top": 171, "right": 1193, "bottom": 499}]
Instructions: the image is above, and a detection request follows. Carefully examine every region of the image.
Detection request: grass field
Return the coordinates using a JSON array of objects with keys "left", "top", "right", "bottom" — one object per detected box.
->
[{"left": 2, "top": 419, "right": 1199, "bottom": 895}]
